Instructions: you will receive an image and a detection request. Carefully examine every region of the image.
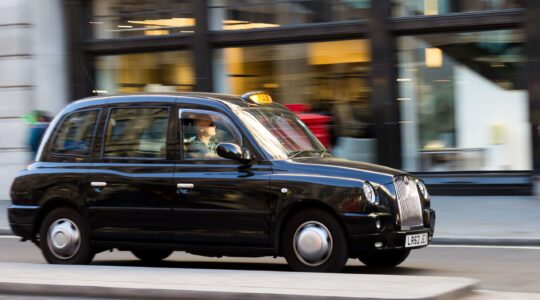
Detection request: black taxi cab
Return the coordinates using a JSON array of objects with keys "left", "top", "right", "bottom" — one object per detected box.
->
[{"left": 8, "top": 91, "right": 435, "bottom": 272}]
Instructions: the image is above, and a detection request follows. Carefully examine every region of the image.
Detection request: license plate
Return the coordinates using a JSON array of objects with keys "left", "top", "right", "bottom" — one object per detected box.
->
[{"left": 405, "top": 233, "right": 428, "bottom": 248}]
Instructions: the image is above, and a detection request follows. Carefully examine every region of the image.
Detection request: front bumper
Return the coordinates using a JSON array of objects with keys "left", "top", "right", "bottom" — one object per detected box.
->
[
  {"left": 339, "top": 208, "right": 436, "bottom": 253},
  {"left": 348, "top": 229, "right": 433, "bottom": 254},
  {"left": 8, "top": 204, "right": 39, "bottom": 239}
]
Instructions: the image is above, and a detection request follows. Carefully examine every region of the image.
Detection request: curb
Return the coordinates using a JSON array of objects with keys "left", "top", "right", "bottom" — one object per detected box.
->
[
  {"left": 0, "top": 228, "right": 11, "bottom": 236},
  {"left": 0, "top": 279, "right": 478, "bottom": 300}
]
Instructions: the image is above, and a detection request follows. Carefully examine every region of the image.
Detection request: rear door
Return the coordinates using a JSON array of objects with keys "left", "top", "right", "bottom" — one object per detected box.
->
[{"left": 87, "top": 101, "right": 176, "bottom": 243}]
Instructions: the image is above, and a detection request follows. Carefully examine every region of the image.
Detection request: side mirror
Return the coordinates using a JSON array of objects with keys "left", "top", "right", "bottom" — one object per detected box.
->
[{"left": 216, "top": 143, "right": 252, "bottom": 164}]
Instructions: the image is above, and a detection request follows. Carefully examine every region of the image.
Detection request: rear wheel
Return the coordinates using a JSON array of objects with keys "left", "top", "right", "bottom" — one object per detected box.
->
[
  {"left": 39, "top": 207, "right": 94, "bottom": 264},
  {"left": 358, "top": 249, "right": 410, "bottom": 267},
  {"left": 132, "top": 250, "right": 172, "bottom": 263},
  {"left": 282, "top": 209, "right": 348, "bottom": 272}
]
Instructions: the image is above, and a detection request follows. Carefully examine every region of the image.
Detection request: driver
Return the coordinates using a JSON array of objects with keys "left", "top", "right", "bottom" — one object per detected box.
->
[{"left": 186, "top": 114, "right": 220, "bottom": 159}]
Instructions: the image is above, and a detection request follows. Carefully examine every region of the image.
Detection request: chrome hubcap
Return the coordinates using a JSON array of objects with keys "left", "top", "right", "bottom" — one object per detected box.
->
[
  {"left": 293, "top": 221, "right": 333, "bottom": 267},
  {"left": 47, "top": 218, "right": 81, "bottom": 260}
]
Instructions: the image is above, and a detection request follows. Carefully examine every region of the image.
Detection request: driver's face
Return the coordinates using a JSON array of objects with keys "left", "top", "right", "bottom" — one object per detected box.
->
[{"left": 196, "top": 119, "right": 216, "bottom": 137}]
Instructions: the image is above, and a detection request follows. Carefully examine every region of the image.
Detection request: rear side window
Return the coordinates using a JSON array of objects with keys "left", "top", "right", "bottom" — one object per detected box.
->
[
  {"left": 51, "top": 110, "right": 99, "bottom": 156},
  {"left": 103, "top": 107, "right": 169, "bottom": 159}
]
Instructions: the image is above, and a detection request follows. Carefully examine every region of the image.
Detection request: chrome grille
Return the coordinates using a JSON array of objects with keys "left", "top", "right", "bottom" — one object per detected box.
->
[{"left": 394, "top": 176, "right": 424, "bottom": 230}]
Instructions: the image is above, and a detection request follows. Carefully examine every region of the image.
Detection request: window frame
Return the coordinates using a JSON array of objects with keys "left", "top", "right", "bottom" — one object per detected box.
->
[
  {"left": 179, "top": 108, "right": 244, "bottom": 162},
  {"left": 49, "top": 108, "right": 102, "bottom": 158},
  {"left": 100, "top": 105, "right": 173, "bottom": 161}
]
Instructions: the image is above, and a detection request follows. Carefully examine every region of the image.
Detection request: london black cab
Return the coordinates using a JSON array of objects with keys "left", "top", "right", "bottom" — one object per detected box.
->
[{"left": 8, "top": 92, "right": 435, "bottom": 272}]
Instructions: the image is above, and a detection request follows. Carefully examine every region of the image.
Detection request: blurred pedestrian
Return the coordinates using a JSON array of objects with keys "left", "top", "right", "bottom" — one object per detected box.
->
[{"left": 26, "top": 110, "right": 51, "bottom": 161}]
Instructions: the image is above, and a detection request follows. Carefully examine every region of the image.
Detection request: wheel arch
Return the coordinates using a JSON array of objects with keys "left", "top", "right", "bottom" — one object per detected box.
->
[
  {"left": 272, "top": 200, "right": 349, "bottom": 256},
  {"left": 33, "top": 198, "right": 84, "bottom": 237}
]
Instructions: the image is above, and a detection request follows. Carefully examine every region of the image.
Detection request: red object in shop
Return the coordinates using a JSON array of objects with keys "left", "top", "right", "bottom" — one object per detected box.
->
[{"left": 284, "top": 104, "right": 332, "bottom": 149}]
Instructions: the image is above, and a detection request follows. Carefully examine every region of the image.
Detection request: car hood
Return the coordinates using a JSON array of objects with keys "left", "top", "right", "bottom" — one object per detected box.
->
[{"left": 272, "top": 157, "right": 407, "bottom": 185}]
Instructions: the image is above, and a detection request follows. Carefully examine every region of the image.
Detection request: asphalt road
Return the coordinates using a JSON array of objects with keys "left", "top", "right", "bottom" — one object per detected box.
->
[{"left": 1, "top": 236, "right": 539, "bottom": 294}]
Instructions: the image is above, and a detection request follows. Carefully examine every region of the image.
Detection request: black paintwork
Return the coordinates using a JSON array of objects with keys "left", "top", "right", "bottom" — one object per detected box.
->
[{"left": 8, "top": 93, "right": 435, "bottom": 257}]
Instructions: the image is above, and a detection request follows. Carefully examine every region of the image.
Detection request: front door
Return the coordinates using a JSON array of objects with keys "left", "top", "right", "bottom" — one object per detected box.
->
[
  {"left": 171, "top": 108, "right": 273, "bottom": 246},
  {"left": 87, "top": 104, "right": 176, "bottom": 243}
]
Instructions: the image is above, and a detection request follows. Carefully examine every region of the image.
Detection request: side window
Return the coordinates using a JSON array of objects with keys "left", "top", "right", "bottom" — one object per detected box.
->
[
  {"left": 51, "top": 110, "right": 99, "bottom": 156},
  {"left": 181, "top": 111, "right": 241, "bottom": 160},
  {"left": 104, "top": 107, "right": 169, "bottom": 159}
]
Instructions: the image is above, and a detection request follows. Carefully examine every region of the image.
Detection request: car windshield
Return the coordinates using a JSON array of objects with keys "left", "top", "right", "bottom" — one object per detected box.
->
[{"left": 234, "top": 106, "right": 327, "bottom": 160}]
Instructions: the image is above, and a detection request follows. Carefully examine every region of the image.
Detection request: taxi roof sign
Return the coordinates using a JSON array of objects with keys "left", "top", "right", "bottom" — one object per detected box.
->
[{"left": 241, "top": 91, "right": 273, "bottom": 105}]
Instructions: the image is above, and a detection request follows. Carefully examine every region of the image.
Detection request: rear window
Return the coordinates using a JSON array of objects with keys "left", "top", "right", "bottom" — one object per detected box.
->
[
  {"left": 103, "top": 107, "right": 169, "bottom": 159},
  {"left": 50, "top": 110, "right": 100, "bottom": 156}
]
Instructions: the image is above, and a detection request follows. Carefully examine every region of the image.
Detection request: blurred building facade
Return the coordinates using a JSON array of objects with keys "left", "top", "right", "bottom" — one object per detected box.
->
[
  {"left": 2, "top": 0, "right": 540, "bottom": 197},
  {"left": 0, "top": 0, "right": 67, "bottom": 199}
]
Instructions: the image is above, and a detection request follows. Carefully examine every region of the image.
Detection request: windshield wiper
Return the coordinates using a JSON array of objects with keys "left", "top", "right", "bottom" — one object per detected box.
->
[{"left": 288, "top": 150, "right": 319, "bottom": 159}]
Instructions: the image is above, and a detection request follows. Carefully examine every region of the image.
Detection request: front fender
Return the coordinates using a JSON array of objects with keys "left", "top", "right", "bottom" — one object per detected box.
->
[{"left": 270, "top": 173, "right": 366, "bottom": 214}]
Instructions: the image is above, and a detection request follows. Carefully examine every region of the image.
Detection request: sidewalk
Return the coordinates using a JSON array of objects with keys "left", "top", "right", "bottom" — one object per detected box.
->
[
  {"left": 2, "top": 196, "right": 540, "bottom": 245},
  {"left": 0, "top": 262, "right": 477, "bottom": 300},
  {"left": 430, "top": 195, "right": 540, "bottom": 245}
]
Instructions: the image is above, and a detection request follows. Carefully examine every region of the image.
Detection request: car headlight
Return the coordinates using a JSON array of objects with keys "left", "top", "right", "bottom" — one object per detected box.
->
[
  {"left": 417, "top": 180, "right": 429, "bottom": 200},
  {"left": 363, "top": 182, "right": 378, "bottom": 204}
]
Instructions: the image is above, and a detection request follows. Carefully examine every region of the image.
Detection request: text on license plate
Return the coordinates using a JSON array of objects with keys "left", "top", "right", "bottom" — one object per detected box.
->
[{"left": 405, "top": 233, "right": 428, "bottom": 248}]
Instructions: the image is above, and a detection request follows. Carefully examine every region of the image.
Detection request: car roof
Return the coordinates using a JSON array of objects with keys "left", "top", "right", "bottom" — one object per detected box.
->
[{"left": 63, "top": 92, "right": 284, "bottom": 113}]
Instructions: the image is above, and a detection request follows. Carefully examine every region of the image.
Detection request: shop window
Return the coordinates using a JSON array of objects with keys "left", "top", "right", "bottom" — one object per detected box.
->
[
  {"left": 91, "top": 0, "right": 194, "bottom": 39},
  {"left": 213, "top": 39, "right": 375, "bottom": 163},
  {"left": 397, "top": 29, "right": 529, "bottom": 172},
  {"left": 392, "top": 0, "right": 525, "bottom": 17},
  {"left": 209, "top": 0, "right": 370, "bottom": 31},
  {"left": 95, "top": 51, "right": 194, "bottom": 94}
]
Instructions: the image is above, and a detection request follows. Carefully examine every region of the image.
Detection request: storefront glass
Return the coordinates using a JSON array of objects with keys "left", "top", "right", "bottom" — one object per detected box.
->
[
  {"left": 392, "top": 0, "right": 525, "bottom": 17},
  {"left": 214, "top": 39, "right": 375, "bottom": 162},
  {"left": 91, "top": 0, "right": 194, "bottom": 39},
  {"left": 397, "top": 29, "right": 529, "bottom": 172},
  {"left": 209, "top": 0, "right": 370, "bottom": 31},
  {"left": 95, "top": 51, "right": 194, "bottom": 93}
]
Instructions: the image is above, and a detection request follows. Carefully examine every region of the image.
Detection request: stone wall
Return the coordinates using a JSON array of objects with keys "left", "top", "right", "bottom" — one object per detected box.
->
[{"left": 0, "top": 0, "right": 67, "bottom": 200}]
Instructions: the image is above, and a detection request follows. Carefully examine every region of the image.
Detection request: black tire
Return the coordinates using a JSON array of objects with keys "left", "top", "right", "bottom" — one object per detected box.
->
[
  {"left": 282, "top": 209, "right": 348, "bottom": 272},
  {"left": 132, "top": 250, "right": 173, "bottom": 263},
  {"left": 39, "top": 207, "right": 94, "bottom": 264},
  {"left": 358, "top": 249, "right": 410, "bottom": 267}
]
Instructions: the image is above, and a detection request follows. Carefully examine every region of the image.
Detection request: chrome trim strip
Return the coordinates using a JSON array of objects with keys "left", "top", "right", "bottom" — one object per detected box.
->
[{"left": 177, "top": 183, "right": 194, "bottom": 189}]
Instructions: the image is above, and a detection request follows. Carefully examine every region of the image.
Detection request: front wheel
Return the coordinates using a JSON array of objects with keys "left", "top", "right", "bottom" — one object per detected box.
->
[
  {"left": 132, "top": 250, "right": 173, "bottom": 263},
  {"left": 358, "top": 249, "right": 410, "bottom": 267},
  {"left": 282, "top": 209, "right": 348, "bottom": 272},
  {"left": 39, "top": 207, "right": 94, "bottom": 264}
]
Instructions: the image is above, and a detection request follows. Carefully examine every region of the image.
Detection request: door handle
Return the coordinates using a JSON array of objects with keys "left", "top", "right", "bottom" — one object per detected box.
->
[
  {"left": 177, "top": 183, "right": 194, "bottom": 189},
  {"left": 91, "top": 182, "right": 107, "bottom": 188}
]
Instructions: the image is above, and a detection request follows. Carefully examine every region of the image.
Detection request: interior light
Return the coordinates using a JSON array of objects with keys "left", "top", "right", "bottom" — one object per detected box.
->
[
  {"left": 222, "top": 22, "right": 280, "bottom": 30},
  {"left": 263, "top": 83, "right": 279, "bottom": 88},
  {"left": 128, "top": 18, "right": 195, "bottom": 28},
  {"left": 223, "top": 20, "right": 250, "bottom": 25},
  {"left": 145, "top": 29, "right": 170, "bottom": 36},
  {"left": 425, "top": 48, "right": 443, "bottom": 68},
  {"left": 424, "top": 0, "right": 439, "bottom": 15}
]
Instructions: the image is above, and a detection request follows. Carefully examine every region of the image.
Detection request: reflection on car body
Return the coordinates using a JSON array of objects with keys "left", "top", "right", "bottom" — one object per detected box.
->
[{"left": 8, "top": 91, "right": 435, "bottom": 272}]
